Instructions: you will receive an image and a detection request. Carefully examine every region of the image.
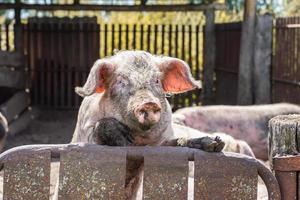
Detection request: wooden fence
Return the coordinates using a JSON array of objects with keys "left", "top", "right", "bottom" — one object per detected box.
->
[
  {"left": 214, "top": 22, "right": 241, "bottom": 105},
  {"left": 272, "top": 17, "right": 300, "bottom": 104},
  {"left": 3, "top": 16, "right": 300, "bottom": 108},
  {"left": 0, "top": 23, "right": 14, "bottom": 51},
  {"left": 23, "top": 17, "right": 100, "bottom": 109},
  {"left": 22, "top": 17, "right": 203, "bottom": 110}
]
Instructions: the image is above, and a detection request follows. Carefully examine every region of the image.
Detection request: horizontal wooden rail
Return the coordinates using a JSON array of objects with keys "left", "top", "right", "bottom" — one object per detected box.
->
[
  {"left": 0, "top": 143, "right": 281, "bottom": 199},
  {"left": 0, "top": 3, "right": 227, "bottom": 11}
]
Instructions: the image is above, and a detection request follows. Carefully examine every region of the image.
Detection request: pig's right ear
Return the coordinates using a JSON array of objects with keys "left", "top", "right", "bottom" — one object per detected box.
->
[{"left": 75, "top": 59, "right": 115, "bottom": 97}]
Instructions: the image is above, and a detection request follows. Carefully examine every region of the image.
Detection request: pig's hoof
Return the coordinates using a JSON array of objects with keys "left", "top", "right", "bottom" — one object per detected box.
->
[{"left": 187, "top": 136, "right": 225, "bottom": 152}]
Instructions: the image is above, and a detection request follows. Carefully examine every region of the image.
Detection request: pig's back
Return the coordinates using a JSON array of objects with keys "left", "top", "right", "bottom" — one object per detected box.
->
[{"left": 174, "top": 103, "right": 300, "bottom": 159}]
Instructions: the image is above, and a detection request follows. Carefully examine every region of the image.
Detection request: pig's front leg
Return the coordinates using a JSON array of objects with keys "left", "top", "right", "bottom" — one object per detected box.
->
[
  {"left": 93, "top": 118, "right": 134, "bottom": 146},
  {"left": 162, "top": 136, "right": 225, "bottom": 152}
]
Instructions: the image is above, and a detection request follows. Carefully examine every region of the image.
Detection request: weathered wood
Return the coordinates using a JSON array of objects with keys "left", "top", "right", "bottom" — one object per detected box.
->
[
  {"left": 0, "top": 91, "right": 29, "bottom": 123},
  {"left": 58, "top": 147, "right": 126, "bottom": 199},
  {"left": 143, "top": 147, "right": 188, "bottom": 200},
  {"left": 203, "top": 8, "right": 216, "bottom": 105},
  {"left": 194, "top": 151, "right": 257, "bottom": 199},
  {"left": 0, "top": 51, "right": 24, "bottom": 67},
  {"left": 3, "top": 150, "right": 51, "bottom": 200},
  {"left": 254, "top": 14, "right": 273, "bottom": 104},
  {"left": 14, "top": 0, "right": 23, "bottom": 53},
  {"left": 269, "top": 115, "right": 300, "bottom": 164},
  {"left": 237, "top": 0, "right": 256, "bottom": 105},
  {"left": 0, "top": 67, "right": 26, "bottom": 89},
  {"left": 0, "top": 3, "right": 227, "bottom": 12}
]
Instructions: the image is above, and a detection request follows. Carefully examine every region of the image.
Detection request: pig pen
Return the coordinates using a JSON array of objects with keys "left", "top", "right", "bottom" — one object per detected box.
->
[{"left": 0, "top": 108, "right": 269, "bottom": 199}]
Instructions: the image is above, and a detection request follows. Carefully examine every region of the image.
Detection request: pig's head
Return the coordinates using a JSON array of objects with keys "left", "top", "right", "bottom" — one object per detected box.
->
[{"left": 76, "top": 51, "right": 200, "bottom": 142}]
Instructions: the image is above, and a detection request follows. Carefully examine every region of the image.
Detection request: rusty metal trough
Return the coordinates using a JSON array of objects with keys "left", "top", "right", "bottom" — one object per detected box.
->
[{"left": 0, "top": 144, "right": 280, "bottom": 199}]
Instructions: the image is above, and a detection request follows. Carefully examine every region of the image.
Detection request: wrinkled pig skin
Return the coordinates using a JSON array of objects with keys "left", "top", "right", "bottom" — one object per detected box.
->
[
  {"left": 0, "top": 112, "right": 8, "bottom": 151},
  {"left": 173, "top": 103, "right": 300, "bottom": 160},
  {"left": 69, "top": 50, "right": 226, "bottom": 200}
]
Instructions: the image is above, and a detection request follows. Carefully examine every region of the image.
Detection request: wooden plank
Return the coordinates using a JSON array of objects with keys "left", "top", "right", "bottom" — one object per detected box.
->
[
  {"left": 237, "top": 0, "right": 256, "bottom": 105},
  {"left": 126, "top": 24, "right": 129, "bottom": 50},
  {"left": 58, "top": 147, "right": 126, "bottom": 199},
  {"left": 143, "top": 147, "right": 188, "bottom": 200},
  {"left": 154, "top": 24, "right": 158, "bottom": 54},
  {"left": 147, "top": 24, "right": 151, "bottom": 51},
  {"left": 161, "top": 24, "right": 165, "bottom": 54},
  {"left": 140, "top": 24, "right": 144, "bottom": 49},
  {"left": 104, "top": 24, "right": 108, "bottom": 56},
  {"left": 133, "top": 24, "right": 136, "bottom": 50},
  {"left": 195, "top": 25, "right": 201, "bottom": 104},
  {"left": 0, "top": 91, "right": 29, "bottom": 123},
  {"left": 203, "top": 8, "right": 216, "bottom": 105},
  {"left": 5, "top": 23, "right": 9, "bottom": 51},
  {"left": 14, "top": 1, "right": 22, "bottom": 53},
  {"left": 194, "top": 151, "right": 257, "bottom": 199},
  {"left": 0, "top": 3, "right": 227, "bottom": 12},
  {"left": 52, "top": 19, "right": 59, "bottom": 107},
  {"left": 188, "top": 25, "right": 193, "bottom": 106},
  {"left": 111, "top": 24, "right": 115, "bottom": 54},
  {"left": 118, "top": 24, "right": 122, "bottom": 50},
  {"left": 0, "top": 67, "right": 25, "bottom": 89},
  {"left": 0, "top": 51, "right": 24, "bottom": 67},
  {"left": 173, "top": 25, "right": 179, "bottom": 111},
  {"left": 253, "top": 14, "right": 272, "bottom": 104},
  {"left": 3, "top": 150, "right": 51, "bottom": 200}
]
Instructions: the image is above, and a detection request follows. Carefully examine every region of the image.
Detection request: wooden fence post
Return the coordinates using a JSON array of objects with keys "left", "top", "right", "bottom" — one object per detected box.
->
[
  {"left": 237, "top": 0, "right": 256, "bottom": 105},
  {"left": 203, "top": 8, "right": 216, "bottom": 105},
  {"left": 14, "top": 0, "right": 22, "bottom": 53},
  {"left": 254, "top": 14, "right": 273, "bottom": 104},
  {"left": 269, "top": 114, "right": 300, "bottom": 200}
]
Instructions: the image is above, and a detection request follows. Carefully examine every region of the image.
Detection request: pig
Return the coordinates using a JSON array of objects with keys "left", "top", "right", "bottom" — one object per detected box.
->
[
  {"left": 173, "top": 103, "right": 300, "bottom": 160},
  {"left": 71, "top": 50, "right": 225, "bottom": 151},
  {"left": 0, "top": 112, "right": 8, "bottom": 151},
  {"left": 68, "top": 50, "right": 227, "bottom": 200}
]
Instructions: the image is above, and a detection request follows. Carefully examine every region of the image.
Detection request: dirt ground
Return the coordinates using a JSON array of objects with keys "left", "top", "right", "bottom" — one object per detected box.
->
[
  {"left": 0, "top": 108, "right": 268, "bottom": 199},
  {"left": 4, "top": 108, "right": 77, "bottom": 150}
]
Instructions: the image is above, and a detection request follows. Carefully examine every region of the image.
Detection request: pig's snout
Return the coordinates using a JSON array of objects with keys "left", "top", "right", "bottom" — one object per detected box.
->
[{"left": 134, "top": 102, "right": 161, "bottom": 128}]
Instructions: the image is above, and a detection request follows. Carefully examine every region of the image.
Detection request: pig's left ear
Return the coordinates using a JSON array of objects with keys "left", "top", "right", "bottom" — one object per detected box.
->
[{"left": 157, "top": 57, "right": 201, "bottom": 94}]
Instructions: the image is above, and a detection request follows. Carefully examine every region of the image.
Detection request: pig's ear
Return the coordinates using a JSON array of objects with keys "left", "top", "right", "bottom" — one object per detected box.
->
[
  {"left": 75, "top": 59, "right": 115, "bottom": 97},
  {"left": 157, "top": 57, "right": 201, "bottom": 94}
]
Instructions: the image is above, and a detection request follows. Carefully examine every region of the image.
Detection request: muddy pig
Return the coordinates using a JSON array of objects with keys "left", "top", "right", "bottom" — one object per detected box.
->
[
  {"left": 173, "top": 103, "right": 300, "bottom": 160},
  {"left": 0, "top": 112, "right": 8, "bottom": 151},
  {"left": 70, "top": 50, "right": 226, "bottom": 200}
]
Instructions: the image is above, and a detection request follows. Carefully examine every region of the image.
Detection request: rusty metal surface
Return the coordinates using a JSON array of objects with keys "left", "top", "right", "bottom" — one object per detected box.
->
[
  {"left": 256, "top": 160, "right": 281, "bottom": 200},
  {"left": 194, "top": 151, "right": 257, "bottom": 200},
  {"left": 143, "top": 147, "right": 188, "bottom": 200},
  {"left": 275, "top": 171, "right": 297, "bottom": 200},
  {"left": 58, "top": 146, "right": 126, "bottom": 200},
  {"left": 3, "top": 150, "right": 51, "bottom": 200},
  {"left": 273, "top": 155, "right": 300, "bottom": 171}
]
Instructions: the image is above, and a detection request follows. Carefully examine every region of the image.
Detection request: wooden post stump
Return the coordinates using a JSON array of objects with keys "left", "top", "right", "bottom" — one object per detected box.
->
[
  {"left": 269, "top": 114, "right": 300, "bottom": 200},
  {"left": 269, "top": 114, "right": 300, "bottom": 161}
]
